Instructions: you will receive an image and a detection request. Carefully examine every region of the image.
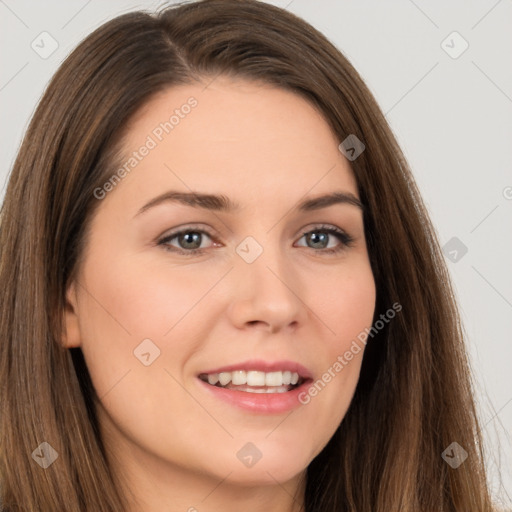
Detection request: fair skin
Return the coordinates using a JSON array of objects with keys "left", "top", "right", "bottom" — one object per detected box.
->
[{"left": 63, "top": 77, "right": 376, "bottom": 512}]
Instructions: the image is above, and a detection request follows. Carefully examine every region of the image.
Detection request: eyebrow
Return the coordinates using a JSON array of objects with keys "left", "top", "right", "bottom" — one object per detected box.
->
[{"left": 134, "top": 190, "right": 364, "bottom": 217}]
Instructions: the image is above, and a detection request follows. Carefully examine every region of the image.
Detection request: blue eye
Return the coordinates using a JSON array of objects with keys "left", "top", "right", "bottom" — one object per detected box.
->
[
  {"left": 296, "top": 225, "right": 354, "bottom": 254},
  {"left": 158, "top": 228, "right": 214, "bottom": 255},
  {"left": 157, "top": 224, "right": 354, "bottom": 256}
]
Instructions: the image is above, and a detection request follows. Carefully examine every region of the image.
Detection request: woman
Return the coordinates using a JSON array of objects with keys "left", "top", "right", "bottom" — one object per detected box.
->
[{"left": 0, "top": 0, "right": 498, "bottom": 510}]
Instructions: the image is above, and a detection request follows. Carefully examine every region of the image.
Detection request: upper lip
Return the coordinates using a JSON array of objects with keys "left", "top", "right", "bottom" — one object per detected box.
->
[{"left": 198, "top": 359, "right": 313, "bottom": 380}]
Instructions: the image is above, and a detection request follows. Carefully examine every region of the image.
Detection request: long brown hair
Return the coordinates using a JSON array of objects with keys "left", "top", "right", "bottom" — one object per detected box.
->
[{"left": 0, "top": 1, "right": 496, "bottom": 510}]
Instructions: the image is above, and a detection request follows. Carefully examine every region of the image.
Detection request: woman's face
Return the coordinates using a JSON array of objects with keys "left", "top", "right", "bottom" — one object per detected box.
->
[{"left": 64, "top": 77, "right": 376, "bottom": 505}]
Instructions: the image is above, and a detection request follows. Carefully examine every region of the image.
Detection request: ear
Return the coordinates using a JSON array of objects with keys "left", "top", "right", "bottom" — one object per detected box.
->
[{"left": 61, "top": 281, "right": 82, "bottom": 348}]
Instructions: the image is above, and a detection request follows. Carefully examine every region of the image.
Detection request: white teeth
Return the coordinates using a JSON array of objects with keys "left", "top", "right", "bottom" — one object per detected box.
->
[
  {"left": 201, "top": 370, "right": 302, "bottom": 388},
  {"left": 247, "top": 371, "right": 266, "bottom": 386},
  {"left": 218, "top": 372, "right": 231, "bottom": 386},
  {"left": 265, "top": 371, "right": 282, "bottom": 386},
  {"left": 207, "top": 373, "right": 219, "bottom": 385},
  {"left": 232, "top": 370, "right": 246, "bottom": 385},
  {"left": 238, "top": 385, "right": 289, "bottom": 393}
]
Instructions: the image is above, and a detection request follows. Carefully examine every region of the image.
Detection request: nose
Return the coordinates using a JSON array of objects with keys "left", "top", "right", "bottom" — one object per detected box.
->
[{"left": 227, "top": 243, "right": 306, "bottom": 333}]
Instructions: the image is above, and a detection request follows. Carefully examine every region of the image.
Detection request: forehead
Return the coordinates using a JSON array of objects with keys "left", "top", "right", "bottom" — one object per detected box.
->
[{"left": 109, "top": 77, "right": 358, "bottom": 212}]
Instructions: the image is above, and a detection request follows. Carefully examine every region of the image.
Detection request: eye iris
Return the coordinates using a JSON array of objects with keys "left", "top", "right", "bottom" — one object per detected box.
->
[
  {"left": 307, "top": 231, "right": 328, "bottom": 249},
  {"left": 179, "top": 232, "right": 202, "bottom": 249}
]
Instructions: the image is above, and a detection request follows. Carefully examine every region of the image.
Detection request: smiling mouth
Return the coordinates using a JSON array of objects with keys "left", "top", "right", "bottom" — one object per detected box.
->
[{"left": 198, "top": 370, "right": 306, "bottom": 393}]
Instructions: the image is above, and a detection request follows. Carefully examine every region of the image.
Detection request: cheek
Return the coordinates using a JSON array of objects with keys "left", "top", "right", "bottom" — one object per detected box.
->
[
  {"left": 79, "top": 249, "right": 214, "bottom": 342},
  {"left": 297, "top": 260, "right": 375, "bottom": 439},
  {"left": 74, "top": 256, "right": 211, "bottom": 457},
  {"left": 75, "top": 248, "right": 231, "bottom": 404},
  {"left": 308, "top": 257, "right": 376, "bottom": 347}
]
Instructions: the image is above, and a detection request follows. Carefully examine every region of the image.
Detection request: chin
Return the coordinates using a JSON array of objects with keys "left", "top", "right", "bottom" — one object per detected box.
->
[
  {"left": 222, "top": 462, "right": 307, "bottom": 486},
  {"left": 226, "top": 445, "right": 310, "bottom": 484}
]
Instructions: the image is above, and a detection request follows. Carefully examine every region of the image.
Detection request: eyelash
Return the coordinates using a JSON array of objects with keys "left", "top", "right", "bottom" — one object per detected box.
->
[{"left": 157, "top": 224, "right": 355, "bottom": 257}]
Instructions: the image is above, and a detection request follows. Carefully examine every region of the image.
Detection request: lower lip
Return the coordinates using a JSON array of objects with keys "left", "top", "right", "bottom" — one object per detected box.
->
[{"left": 197, "top": 378, "right": 313, "bottom": 414}]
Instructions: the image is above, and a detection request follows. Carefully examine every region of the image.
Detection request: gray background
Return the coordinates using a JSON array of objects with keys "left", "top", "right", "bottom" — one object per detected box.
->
[{"left": 1, "top": 0, "right": 511, "bottom": 505}]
